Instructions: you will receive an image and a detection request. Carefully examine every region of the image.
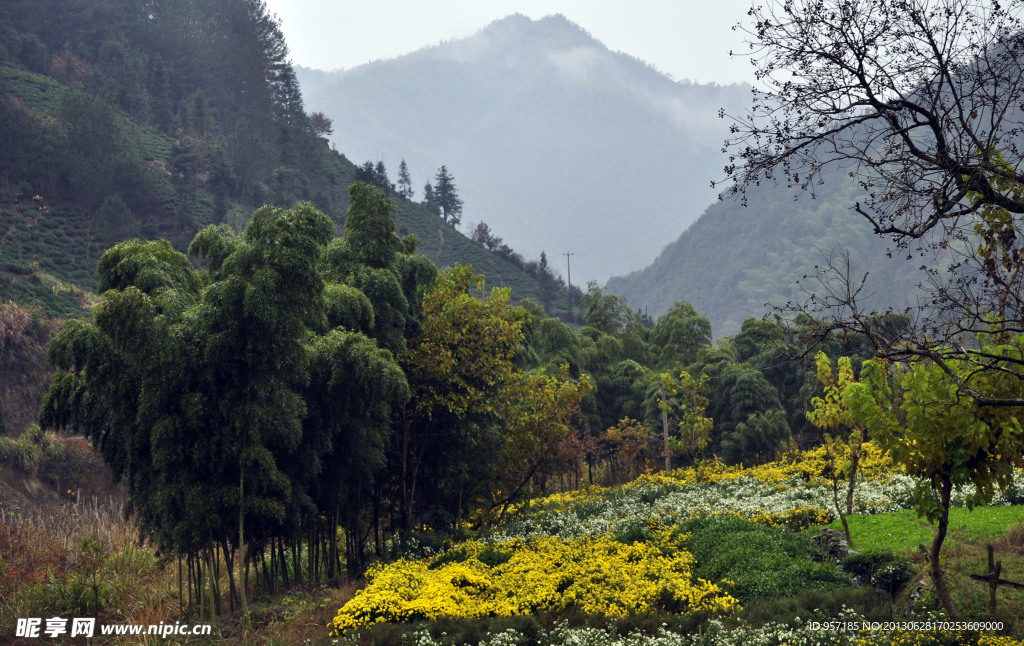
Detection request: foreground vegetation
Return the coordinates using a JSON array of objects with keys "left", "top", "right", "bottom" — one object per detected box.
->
[
  {"left": 320, "top": 446, "right": 1024, "bottom": 645},
  {"left": 5, "top": 443, "right": 1024, "bottom": 644},
  {"left": 5, "top": 192, "right": 1024, "bottom": 643},
  {"left": 7, "top": 3, "right": 1024, "bottom": 644}
]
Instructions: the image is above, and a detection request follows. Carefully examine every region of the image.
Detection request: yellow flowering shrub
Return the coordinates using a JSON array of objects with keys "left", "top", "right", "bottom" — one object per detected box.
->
[
  {"left": 331, "top": 535, "right": 739, "bottom": 634},
  {"left": 621, "top": 442, "right": 899, "bottom": 491},
  {"left": 978, "top": 637, "right": 1024, "bottom": 646},
  {"left": 747, "top": 506, "right": 834, "bottom": 530},
  {"left": 522, "top": 486, "right": 608, "bottom": 512},
  {"left": 855, "top": 631, "right": 1024, "bottom": 646}
]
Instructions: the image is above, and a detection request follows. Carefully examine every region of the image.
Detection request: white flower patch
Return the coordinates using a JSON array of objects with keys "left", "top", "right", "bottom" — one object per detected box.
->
[{"left": 490, "top": 467, "right": 1024, "bottom": 544}]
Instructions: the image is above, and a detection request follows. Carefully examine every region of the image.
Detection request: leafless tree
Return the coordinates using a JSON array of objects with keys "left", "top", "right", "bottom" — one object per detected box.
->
[{"left": 725, "top": 0, "right": 1024, "bottom": 404}]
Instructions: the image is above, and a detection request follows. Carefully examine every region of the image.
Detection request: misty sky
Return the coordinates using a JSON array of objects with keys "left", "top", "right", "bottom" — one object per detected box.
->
[{"left": 264, "top": 0, "right": 757, "bottom": 85}]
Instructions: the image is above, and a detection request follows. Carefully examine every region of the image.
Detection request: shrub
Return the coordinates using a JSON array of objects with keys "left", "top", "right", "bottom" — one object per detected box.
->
[
  {"left": 842, "top": 551, "right": 914, "bottom": 596},
  {"left": 681, "top": 515, "right": 852, "bottom": 602},
  {"left": 332, "top": 536, "right": 739, "bottom": 634},
  {"left": 843, "top": 552, "right": 917, "bottom": 601}
]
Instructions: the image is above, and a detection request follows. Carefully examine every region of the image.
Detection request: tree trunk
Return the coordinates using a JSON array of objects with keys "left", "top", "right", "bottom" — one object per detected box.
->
[
  {"left": 929, "top": 477, "right": 960, "bottom": 620},
  {"left": 408, "top": 440, "right": 428, "bottom": 532},
  {"left": 238, "top": 469, "right": 248, "bottom": 614},
  {"left": 374, "top": 485, "right": 382, "bottom": 557},
  {"left": 833, "top": 479, "right": 853, "bottom": 548},
  {"left": 399, "top": 419, "right": 411, "bottom": 542},
  {"left": 204, "top": 549, "right": 217, "bottom": 621},
  {"left": 278, "top": 537, "right": 289, "bottom": 588},
  {"left": 222, "top": 540, "right": 237, "bottom": 612},
  {"left": 846, "top": 442, "right": 861, "bottom": 516},
  {"left": 178, "top": 556, "right": 184, "bottom": 615}
]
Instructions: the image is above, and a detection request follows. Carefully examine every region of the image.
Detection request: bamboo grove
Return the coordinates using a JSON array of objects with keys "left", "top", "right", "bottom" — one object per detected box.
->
[{"left": 35, "top": 183, "right": 592, "bottom": 618}]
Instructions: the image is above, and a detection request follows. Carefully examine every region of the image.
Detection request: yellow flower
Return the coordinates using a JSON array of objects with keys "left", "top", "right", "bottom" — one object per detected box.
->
[{"left": 331, "top": 534, "right": 739, "bottom": 633}]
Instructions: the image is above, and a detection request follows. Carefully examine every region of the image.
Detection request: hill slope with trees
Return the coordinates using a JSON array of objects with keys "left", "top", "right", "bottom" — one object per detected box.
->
[
  {"left": 0, "top": 0, "right": 555, "bottom": 321},
  {"left": 605, "top": 171, "right": 927, "bottom": 337}
]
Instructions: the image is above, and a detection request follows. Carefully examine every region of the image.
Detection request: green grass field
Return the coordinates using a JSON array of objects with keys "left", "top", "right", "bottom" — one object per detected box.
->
[{"left": 828, "top": 505, "right": 1024, "bottom": 553}]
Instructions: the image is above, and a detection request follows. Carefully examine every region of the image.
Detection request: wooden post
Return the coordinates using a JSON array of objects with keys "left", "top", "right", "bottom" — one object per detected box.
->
[
  {"left": 987, "top": 544, "right": 1000, "bottom": 615},
  {"left": 968, "top": 543, "right": 1024, "bottom": 614}
]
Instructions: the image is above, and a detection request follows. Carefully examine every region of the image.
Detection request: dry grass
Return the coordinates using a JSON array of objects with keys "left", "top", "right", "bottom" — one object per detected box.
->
[
  {"left": 3, "top": 494, "right": 130, "bottom": 550},
  {"left": 0, "top": 493, "right": 365, "bottom": 645},
  {"left": 0, "top": 495, "right": 182, "bottom": 644}
]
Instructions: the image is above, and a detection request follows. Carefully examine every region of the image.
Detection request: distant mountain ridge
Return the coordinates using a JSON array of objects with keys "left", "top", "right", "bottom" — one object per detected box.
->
[
  {"left": 298, "top": 13, "right": 751, "bottom": 283},
  {"left": 605, "top": 171, "right": 926, "bottom": 338}
]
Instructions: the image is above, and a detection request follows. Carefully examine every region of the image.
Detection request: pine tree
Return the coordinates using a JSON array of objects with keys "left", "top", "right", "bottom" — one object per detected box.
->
[
  {"left": 397, "top": 159, "right": 413, "bottom": 199},
  {"left": 432, "top": 165, "right": 463, "bottom": 226},
  {"left": 374, "top": 161, "right": 394, "bottom": 196},
  {"left": 422, "top": 182, "right": 439, "bottom": 216}
]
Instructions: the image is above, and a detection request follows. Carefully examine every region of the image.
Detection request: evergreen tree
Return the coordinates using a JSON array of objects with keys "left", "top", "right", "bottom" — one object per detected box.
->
[
  {"left": 422, "top": 182, "right": 439, "bottom": 216},
  {"left": 538, "top": 252, "right": 557, "bottom": 311},
  {"left": 432, "top": 165, "right": 463, "bottom": 226},
  {"left": 309, "top": 111, "right": 333, "bottom": 137},
  {"left": 374, "top": 161, "right": 394, "bottom": 196},
  {"left": 396, "top": 159, "right": 413, "bottom": 199}
]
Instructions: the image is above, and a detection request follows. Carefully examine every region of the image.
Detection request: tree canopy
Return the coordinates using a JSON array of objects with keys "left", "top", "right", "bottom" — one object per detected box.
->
[
  {"left": 724, "top": 0, "right": 1024, "bottom": 403},
  {"left": 846, "top": 338, "right": 1024, "bottom": 618}
]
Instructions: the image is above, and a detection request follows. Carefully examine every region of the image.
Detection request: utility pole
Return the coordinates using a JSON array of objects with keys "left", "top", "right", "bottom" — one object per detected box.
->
[
  {"left": 563, "top": 252, "right": 574, "bottom": 321},
  {"left": 660, "top": 379, "right": 670, "bottom": 471}
]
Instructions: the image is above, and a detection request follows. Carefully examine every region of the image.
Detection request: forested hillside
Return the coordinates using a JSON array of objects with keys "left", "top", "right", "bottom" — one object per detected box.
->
[
  {"left": 606, "top": 171, "right": 926, "bottom": 337},
  {"left": 299, "top": 14, "right": 751, "bottom": 283},
  {"left": 0, "top": 0, "right": 555, "bottom": 320}
]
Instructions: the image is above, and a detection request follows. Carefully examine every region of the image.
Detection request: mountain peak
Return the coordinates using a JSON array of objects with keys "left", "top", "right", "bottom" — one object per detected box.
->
[
  {"left": 301, "top": 14, "right": 753, "bottom": 282},
  {"left": 477, "top": 13, "right": 600, "bottom": 51}
]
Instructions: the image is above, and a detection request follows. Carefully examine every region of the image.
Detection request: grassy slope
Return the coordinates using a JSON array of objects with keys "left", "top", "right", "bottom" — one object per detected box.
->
[
  {"left": 0, "top": 66, "right": 159, "bottom": 317},
  {"left": 827, "top": 506, "right": 1024, "bottom": 629}
]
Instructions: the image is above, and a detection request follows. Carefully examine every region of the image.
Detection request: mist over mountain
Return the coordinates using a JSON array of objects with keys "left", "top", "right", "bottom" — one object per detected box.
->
[
  {"left": 298, "top": 13, "right": 750, "bottom": 283},
  {"left": 606, "top": 171, "right": 927, "bottom": 338}
]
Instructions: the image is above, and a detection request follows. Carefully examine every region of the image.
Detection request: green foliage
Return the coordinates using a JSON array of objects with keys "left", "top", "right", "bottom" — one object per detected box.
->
[
  {"left": 94, "top": 195, "right": 139, "bottom": 241},
  {"left": 580, "top": 282, "right": 640, "bottom": 337},
  {"left": 395, "top": 265, "right": 527, "bottom": 528},
  {"left": 689, "top": 347, "right": 787, "bottom": 461},
  {"left": 649, "top": 301, "right": 711, "bottom": 369},
  {"left": 339, "top": 182, "right": 401, "bottom": 269},
  {"left": 841, "top": 550, "right": 913, "bottom": 595},
  {"left": 658, "top": 370, "right": 713, "bottom": 463},
  {"left": 681, "top": 514, "right": 852, "bottom": 602},
  {"left": 404, "top": 265, "right": 526, "bottom": 422},
  {"left": 0, "top": 426, "right": 58, "bottom": 474},
  {"left": 848, "top": 346, "right": 1024, "bottom": 513},
  {"left": 846, "top": 340, "right": 1024, "bottom": 617},
  {"left": 323, "top": 283, "right": 374, "bottom": 333},
  {"left": 806, "top": 352, "right": 866, "bottom": 544},
  {"left": 721, "top": 409, "right": 791, "bottom": 466},
  {"left": 43, "top": 204, "right": 337, "bottom": 556}
]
